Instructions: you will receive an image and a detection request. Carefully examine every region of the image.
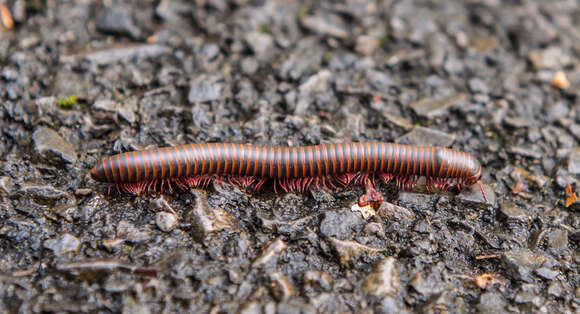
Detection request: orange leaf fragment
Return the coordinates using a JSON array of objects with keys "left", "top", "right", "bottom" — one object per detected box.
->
[
  {"left": 551, "top": 71, "right": 570, "bottom": 89},
  {"left": 565, "top": 185, "right": 578, "bottom": 208},
  {"left": 475, "top": 273, "right": 498, "bottom": 290},
  {"left": 0, "top": 4, "right": 14, "bottom": 29},
  {"left": 512, "top": 179, "right": 524, "bottom": 194}
]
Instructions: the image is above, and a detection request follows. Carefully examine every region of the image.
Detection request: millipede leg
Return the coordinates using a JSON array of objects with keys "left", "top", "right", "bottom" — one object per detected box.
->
[
  {"left": 327, "top": 176, "right": 337, "bottom": 189},
  {"left": 477, "top": 181, "right": 489, "bottom": 203}
]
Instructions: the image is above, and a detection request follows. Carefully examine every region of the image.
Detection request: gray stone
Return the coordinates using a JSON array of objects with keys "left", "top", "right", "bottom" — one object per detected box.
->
[
  {"left": 362, "top": 257, "right": 399, "bottom": 297},
  {"left": 468, "top": 78, "right": 489, "bottom": 94},
  {"left": 546, "top": 229, "right": 568, "bottom": 250},
  {"left": 155, "top": 211, "right": 178, "bottom": 232},
  {"left": 188, "top": 75, "right": 228, "bottom": 104},
  {"left": 319, "top": 210, "right": 364, "bottom": 240},
  {"left": 508, "top": 146, "right": 542, "bottom": 159},
  {"left": 514, "top": 291, "right": 543, "bottom": 308},
  {"left": 477, "top": 292, "right": 507, "bottom": 314},
  {"left": 535, "top": 267, "right": 559, "bottom": 280},
  {"left": 503, "top": 116, "right": 532, "bottom": 128},
  {"left": 244, "top": 31, "right": 274, "bottom": 60},
  {"left": 443, "top": 55, "right": 464, "bottom": 74},
  {"left": 155, "top": 0, "right": 192, "bottom": 22},
  {"left": 33, "top": 127, "right": 77, "bottom": 165},
  {"left": 104, "top": 276, "right": 130, "bottom": 293},
  {"left": 241, "top": 57, "right": 259, "bottom": 75},
  {"left": 355, "top": 35, "right": 379, "bottom": 56},
  {"left": 396, "top": 126, "right": 455, "bottom": 147},
  {"left": 377, "top": 201, "right": 415, "bottom": 221},
  {"left": 303, "top": 270, "right": 332, "bottom": 291},
  {"left": 364, "top": 222, "right": 385, "bottom": 237},
  {"left": 502, "top": 249, "right": 548, "bottom": 281},
  {"left": 277, "top": 299, "right": 315, "bottom": 314},
  {"left": 84, "top": 45, "right": 171, "bottom": 66},
  {"left": 44, "top": 233, "right": 81, "bottom": 256},
  {"left": 269, "top": 272, "right": 293, "bottom": 302},
  {"left": 253, "top": 238, "right": 287, "bottom": 268},
  {"left": 121, "top": 302, "right": 151, "bottom": 314},
  {"left": 117, "top": 102, "right": 136, "bottom": 124},
  {"left": 278, "top": 38, "right": 323, "bottom": 80},
  {"left": 96, "top": 6, "right": 142, "bottom": 39},
  {"left": 0, "top": 177, "right": 15, "bottom": 195},
  {"left": 410, "top": 273, "right": 441, "bottom": 297},
  {"left": 239, "top": 301, "right": 261, "bottom": 314},
  {"left": 569, "top": 124, "right": 580, "bottom": 142},
  {"left": 545, "top": 102, "right": 570, "bottom": 122},
  {"left": 528, "top": 47, "right": 571, "bottom": 70},
  {"left": 327, "top": 237, "right": 382, "bottom": 267},
  {"left": 568, "top": 147, "right": 580, "bottom": 174},
  {"left": 93, "top": 99, "right": 117, "bottom": 112},
  {"left": 457, "top": 183, "right": 496, "bottom": 206},
  {"left": 376, "top": 296, "right": 410, "bottom": 314},
  {"left": 499, "top": 202, "right": 530, "bottom": 223},
  {"left": 409, "top": 93, "right": 467, "bottom": 119},
  {"left": 397, "top": 192, "right": 438, "bottom": 211},
  {"left": 366, "top": 70, "right": 394, "bottom": 93},
  {"left": 298, "top": 70, "right": 332, "bottom": 96},
  {"left": 19, "top": 183, "right": 67, "bottom": 203},
  {"left": 102, "top": 238, "right": 124, "bottom": 253},
  {"left": 116, "top": 220, "right": 152, "bottom": 242},
  {"left": 301, "top": 13, "right": 349, "bottom": 38},
  {"left": 189, "top": 191, "right": 236, "bottom": 238},
  {"left": 382, "top": 113, "right": 413, "bottom": 130},
  {"left": 547, "top": 282, "right": 564, "bottom": 297}
]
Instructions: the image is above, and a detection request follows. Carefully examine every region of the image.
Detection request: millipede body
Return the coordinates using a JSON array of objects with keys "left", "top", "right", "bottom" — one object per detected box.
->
[{"left": 90, "top": 142, "right": 486, "bottom": 201}]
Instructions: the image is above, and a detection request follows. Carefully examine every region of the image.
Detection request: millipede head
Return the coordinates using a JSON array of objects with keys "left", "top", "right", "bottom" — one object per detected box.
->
[
  {"left": 464, "top": 158, "right": 483, "bottom": 186},
  {"left": 90, "top": 164, "right": 107, "bottom": 182}
]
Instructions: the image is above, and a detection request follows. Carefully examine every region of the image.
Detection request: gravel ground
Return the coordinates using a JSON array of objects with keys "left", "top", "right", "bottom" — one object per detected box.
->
[{"left": 1, "top": 0, "right": 579, "bottom": 313}]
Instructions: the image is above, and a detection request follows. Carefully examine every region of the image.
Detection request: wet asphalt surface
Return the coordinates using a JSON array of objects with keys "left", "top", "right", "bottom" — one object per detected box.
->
[{"left": 0, "top": 0, "right": 579, "bottom": 313}]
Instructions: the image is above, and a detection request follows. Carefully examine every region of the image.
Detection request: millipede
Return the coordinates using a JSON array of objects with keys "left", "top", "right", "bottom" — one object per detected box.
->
[{"left": 90, "top": 142, "right": 488, "bottom": 202}]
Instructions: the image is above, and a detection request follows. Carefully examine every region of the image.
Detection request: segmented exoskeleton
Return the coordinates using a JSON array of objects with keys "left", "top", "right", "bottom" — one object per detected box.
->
[{"left": 90, "top": 142, "right": 486, "bottom": 201}]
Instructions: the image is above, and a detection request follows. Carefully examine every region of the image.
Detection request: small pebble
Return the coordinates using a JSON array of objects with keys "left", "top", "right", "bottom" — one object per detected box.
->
[
  {"left": 156, "top": 211, "right": 178, "bottom": 232},
  {"left": 396, "top": 126, "right": 455, "bottom": 147},
  {"left": 269, "top": 272, "right": 293, "bottom": 302},
  {"left": 33, "top": 127, "right": 77, "bottom": 165},
  {"left": 45, "top": 233, "right": 81, "bottom": 256},
  {"left": 327, "top": 237, "right": 382, "bottom": 267},
  {"left": 253, "top": 238, "right": 287, "bottom": 268},
  {"left": 189, "top": 191, "right": 236, "bottom": 238},
  {"left": 362, "top": 257, "right": 400, "bottom": 297}
]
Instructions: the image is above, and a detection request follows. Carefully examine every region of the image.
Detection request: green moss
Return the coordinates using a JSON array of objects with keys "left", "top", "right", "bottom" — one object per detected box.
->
[
  {"left": 323, "top": 51, "right": 333, "bottom": 62},
  {"left": 298, "top": 6, "right": 309, "bottom": 19},
  {"left": 379, "top": 36, "right": 390, "bottom": 49},
  {"left": 26, "top": 0, "right": 45, "bottom": 13},
  {"left": 56, "top": 95, "right": 77, "bottom": 109},
  {"left": 260, "top": 24, "right": 273, "bottom": 35},
  {"left": 484, "top": 127, "right": 509, "bottom": 146},
  {"left": 124, "top": 245, "right": 132, "bottom": 254}
]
